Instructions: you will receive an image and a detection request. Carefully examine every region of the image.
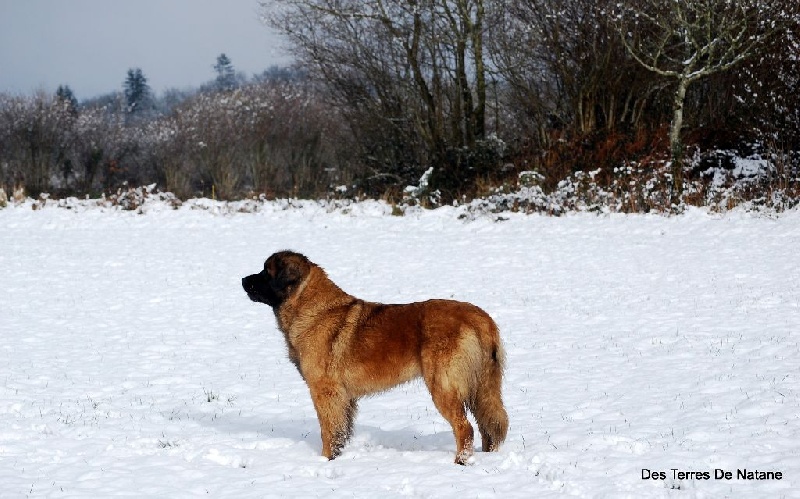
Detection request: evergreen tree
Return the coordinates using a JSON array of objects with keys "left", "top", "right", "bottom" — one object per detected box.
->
[
  {"left": 123, "top": 68, "right": 152, "bottom": 116},
  {"left": 55, "top": 85, "right": 78, "bottom": 113},
  {"left": 213, "top": 53, "right": 237, "bottom": 91}
]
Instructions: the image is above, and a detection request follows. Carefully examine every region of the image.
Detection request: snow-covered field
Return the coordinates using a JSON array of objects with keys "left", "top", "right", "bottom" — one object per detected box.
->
[{"left": 1, "top": 201, "right": 799, "bottom": 498}]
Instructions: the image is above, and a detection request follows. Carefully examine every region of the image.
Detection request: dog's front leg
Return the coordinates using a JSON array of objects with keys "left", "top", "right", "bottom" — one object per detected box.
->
[{"left": 308, "top": 380, "right": 355, "bottom": 460}]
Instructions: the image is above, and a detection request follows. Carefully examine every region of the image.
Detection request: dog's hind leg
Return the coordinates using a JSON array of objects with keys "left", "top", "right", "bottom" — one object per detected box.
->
[
  {"left": 421, "top": 327, "right": 483, "bottom": 464},
  {"left": 422, "top": 358, "right": 475, "bottom": 464},
  {"left": 428, "top": 385, "right": 474, "bottom": 465}
]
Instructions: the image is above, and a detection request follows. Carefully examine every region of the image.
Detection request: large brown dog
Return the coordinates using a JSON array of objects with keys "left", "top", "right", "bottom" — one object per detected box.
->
[{"left": 242, "top": 251, "right": 508, "bottom": 464}]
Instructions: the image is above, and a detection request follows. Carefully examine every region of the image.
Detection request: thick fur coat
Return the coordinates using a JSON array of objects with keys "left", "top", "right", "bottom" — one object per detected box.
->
[{"left": 242, "top": 251, "right": 508, "bottom": 464}]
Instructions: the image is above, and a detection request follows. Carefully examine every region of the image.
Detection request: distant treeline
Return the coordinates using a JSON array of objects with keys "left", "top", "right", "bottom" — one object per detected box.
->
[{"left": 2, "top": 0, "right": 799, "bottom": 207}]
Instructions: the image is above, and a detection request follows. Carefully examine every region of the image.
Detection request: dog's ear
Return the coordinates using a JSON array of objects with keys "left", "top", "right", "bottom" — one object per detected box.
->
[
  {"left": 267, "top": 252, "right": 310, "bottom": 298},
  {"left": 271, "top": 260, "right": 301, "bottom": 293}
]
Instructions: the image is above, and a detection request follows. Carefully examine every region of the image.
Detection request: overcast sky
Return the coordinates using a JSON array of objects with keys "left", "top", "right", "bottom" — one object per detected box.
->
[{"left": 0, "top": 0, "right": 292, "bottom": 100}]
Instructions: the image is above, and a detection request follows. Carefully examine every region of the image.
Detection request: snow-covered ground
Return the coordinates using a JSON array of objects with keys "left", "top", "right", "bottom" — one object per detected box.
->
[{"left": 1, "top": 201, "right": 799, "bottom": 498}]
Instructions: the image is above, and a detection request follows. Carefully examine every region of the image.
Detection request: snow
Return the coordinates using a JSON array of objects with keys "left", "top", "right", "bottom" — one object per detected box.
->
[
  {"left": 1, "top": 201, "right": 799, "bottom": 497},
  {"left": 732, "top": 156, "right": 771, "bottom": 178}
]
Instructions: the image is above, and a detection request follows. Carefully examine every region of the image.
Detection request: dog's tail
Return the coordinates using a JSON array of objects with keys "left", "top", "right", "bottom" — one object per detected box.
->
[{"left": 470, "top": 321, "right": 509, "bottom": 452}]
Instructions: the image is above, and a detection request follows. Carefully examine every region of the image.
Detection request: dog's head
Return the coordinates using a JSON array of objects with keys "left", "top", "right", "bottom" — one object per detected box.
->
[{"left": 242, "top": 251, "right": 312, "bottom": 308}]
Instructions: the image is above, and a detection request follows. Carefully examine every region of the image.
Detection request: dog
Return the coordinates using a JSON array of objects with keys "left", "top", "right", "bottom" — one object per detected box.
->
[{"left": 242, "top": 251, "right": 508, "bottom": 464}]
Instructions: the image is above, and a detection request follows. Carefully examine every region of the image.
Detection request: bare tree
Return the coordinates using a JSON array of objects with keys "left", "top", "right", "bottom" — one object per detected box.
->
[
  {"left": 70, "top": 107, "right": 127, "bottom": 192},
  {"left": 0, "top": 92, "right": 76, "bottom": 194},
  {"left": 262, "top": 0, "right": 495, "bottom": 198},
  {"left": 492, "top": 0, "right": 663, "bottom": 139},
  {"left": 615, "top": 0, "right": 795, "bottom": 197}
]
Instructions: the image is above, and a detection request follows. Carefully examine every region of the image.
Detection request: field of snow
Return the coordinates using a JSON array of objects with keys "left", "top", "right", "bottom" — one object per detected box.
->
[{"left": 1, "top": 200, "right": 799, "bottom": 498}]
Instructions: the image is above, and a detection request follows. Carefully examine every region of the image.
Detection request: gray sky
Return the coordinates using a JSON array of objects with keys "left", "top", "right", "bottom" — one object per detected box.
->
[{"left": 0, "top": 0, "right": 291, "bottom": 100}]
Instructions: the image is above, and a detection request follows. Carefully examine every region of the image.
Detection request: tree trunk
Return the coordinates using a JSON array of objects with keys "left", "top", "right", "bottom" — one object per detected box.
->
[
  {"left": 405, "top": 10, "right": 443, "bottom": 158},
  {"left": 472, "top": 0, "right": 486, "bottom": 139},
  {"left": 669, "top": 78, "right": 690, "bottom": 201}
]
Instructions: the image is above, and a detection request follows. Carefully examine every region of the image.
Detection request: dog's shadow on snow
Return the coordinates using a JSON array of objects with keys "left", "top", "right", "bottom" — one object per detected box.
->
[
  {"left": 197, "top": 410, "right": 455, "bottom": 456},
  {"left": 347, "top": 424, "right": 455, "bottom": 454}
]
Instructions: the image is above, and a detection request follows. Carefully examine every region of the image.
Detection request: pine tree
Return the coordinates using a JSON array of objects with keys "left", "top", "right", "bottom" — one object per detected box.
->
[
  {"left": 123, "top": 68, "right": 152, "bottom": 116},
  {"left": 213, "top": 53, "right": 237, "bottom": 92},
  {"left": 55, "top": 85, "right": 78, "bottom": 113}
]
